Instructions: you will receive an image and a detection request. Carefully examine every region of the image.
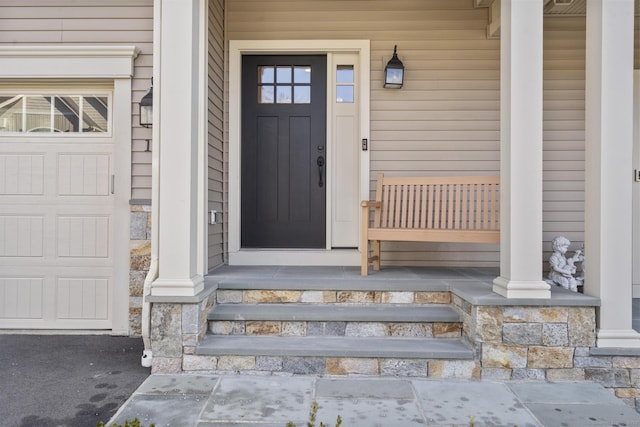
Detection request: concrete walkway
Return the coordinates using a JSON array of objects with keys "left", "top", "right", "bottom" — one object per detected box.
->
[{"left": 109, "top": 375, "right": 640, "bottom": 427}]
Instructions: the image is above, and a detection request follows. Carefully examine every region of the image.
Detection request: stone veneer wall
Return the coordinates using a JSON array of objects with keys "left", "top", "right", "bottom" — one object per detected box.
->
[
  {"left": 149, "top": 289, "right": 216, "bottom": 373},
  {"left": 134, "top": 197, "right": 217, "bottom": 373},
  {"left": 129, "top": 203, "right": 152, "bottom": 336},
  {"left": 453, "top": 294, "right": 640, "bottom": 410}
]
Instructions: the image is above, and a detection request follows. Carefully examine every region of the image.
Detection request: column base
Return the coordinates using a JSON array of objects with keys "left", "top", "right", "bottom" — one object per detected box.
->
[
  {"left": 596, "top": 329, "right": 640, "bottom": 348},
  {"left": 151, "top": 275, "right": 205, "bottom": 297},
  {"left": 492, "top": 276, "right": 551, "bottom": 299}
]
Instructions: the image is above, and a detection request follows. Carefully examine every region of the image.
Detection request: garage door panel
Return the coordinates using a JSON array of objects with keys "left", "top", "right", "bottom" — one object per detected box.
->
[
  {"left": 0, "top": 277, "right": 43, "bottom": 319},
  {"left": 57, "top": 215, "right": 110, "bottom": 258},
  {"left": 0, "top": 215, "right": 44, "bottom": 257},
  {"left": 57, "top": 277, "right": 109, "bottom": 320},
  {"left": 0, "top": 153, "right": 45, "bottom": 195},
  {"left": 58, "top": 153, "right": 111, "bottom": 196}
]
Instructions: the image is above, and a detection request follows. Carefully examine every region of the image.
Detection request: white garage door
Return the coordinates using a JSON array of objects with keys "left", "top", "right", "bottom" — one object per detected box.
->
[{"left": 0, "top": 92, "right": 115, "bottom": 329}]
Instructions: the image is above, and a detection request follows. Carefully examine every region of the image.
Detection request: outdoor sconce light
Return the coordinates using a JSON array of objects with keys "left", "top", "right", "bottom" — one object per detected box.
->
[
  {"left": 384, "top": 45, "right": 404, "bottom": 89},
  {"left": 139, "top": 80, "right": 153, "bottom": 128}
]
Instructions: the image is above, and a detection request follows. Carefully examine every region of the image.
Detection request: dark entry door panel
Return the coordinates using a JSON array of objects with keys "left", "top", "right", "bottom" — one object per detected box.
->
[{"left": 241, "top": 55, "right": 327, "bottom": 248}]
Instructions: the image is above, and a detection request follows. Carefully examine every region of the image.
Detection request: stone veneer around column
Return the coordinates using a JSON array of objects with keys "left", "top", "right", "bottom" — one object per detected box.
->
[{"left": 452, "top": 288, "right": 640, "bottom": 411}]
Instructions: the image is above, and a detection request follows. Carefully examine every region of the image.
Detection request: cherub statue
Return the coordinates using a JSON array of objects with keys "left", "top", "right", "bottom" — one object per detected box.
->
[{"left": 545, "top": 236, "right": 584, "bottom": 292}]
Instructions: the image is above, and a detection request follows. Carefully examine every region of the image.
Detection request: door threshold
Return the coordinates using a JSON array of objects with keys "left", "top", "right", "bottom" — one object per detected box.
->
[{"left": 228, "top": 248, "right": 360, "bottom": 266}]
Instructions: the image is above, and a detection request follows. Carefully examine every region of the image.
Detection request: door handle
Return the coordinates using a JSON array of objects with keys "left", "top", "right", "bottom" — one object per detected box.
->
[{"left": 317, "top": 156, "right": 325, "bottom": 187}]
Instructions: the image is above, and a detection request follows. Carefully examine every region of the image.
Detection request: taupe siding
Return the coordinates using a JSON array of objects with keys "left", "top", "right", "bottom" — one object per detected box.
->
[
  {"left": 227, "top": 0, "right": 501, "bottom": 266},
  {"left": 226, "top": 0, "right": 623, "bottom": 268},
  {"left": 543, "top": 17, "right": 586, "bottom": 264},
  {"left": 208, "top": 0, "right": 225, "bottom": 270},
  {"left": 0, "top": 0, "right": 154, "bottom": 200}
]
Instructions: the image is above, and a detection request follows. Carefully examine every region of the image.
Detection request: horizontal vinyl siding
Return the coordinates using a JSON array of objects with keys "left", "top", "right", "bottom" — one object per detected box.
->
[
  {"left": 208, "top": 0, "right": 225, "bottom": 270},
  {"left": 543, "top": 16, "right": 586, "bottom": 267},
  {"left": 0, "top": 0, "right": 154, "bottom": 200},
  {"left": 228, "top": 0, "right": 501, "bottom": 266}
]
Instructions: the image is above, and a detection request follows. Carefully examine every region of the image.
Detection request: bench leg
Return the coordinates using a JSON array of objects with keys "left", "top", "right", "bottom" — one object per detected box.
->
[
  {"left": 361, "top": 239, "right": 369, "bottom": 276},
  {"left": 373, "top": 240, "right": 381, "bottom": 271}
]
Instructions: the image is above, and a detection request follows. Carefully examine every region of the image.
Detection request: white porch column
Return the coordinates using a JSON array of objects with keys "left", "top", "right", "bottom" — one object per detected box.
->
[
  {"left": 492, "top": 0, "right": 550, "bottom": 299},
  {"left": 584, "top": 0, "right": 640, "bottom": 347},
  {"left": 151, "top": 0, "right": 205, "bottom": 297}
]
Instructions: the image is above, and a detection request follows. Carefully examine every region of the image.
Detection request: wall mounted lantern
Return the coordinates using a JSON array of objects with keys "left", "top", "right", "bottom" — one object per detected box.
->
[
  {"left": 384, "top": 45, "right": 404, "bottom": 89},
  {"left": 139, "top": 80, "right": 153, "bottom": 128}
]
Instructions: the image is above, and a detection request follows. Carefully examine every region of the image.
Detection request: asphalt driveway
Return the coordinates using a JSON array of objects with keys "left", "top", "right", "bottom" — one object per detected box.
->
[{"left": 0, "top": 334, "right": 150, "bottom": 427}]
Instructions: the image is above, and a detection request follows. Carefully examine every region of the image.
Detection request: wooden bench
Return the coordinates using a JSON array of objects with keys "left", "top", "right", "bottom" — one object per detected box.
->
[{"left": 361, "top": 173, "right": 500, "bottom": 275}]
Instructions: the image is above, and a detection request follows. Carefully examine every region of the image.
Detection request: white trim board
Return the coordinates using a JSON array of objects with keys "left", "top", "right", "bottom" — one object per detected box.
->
[
  {"left": 0, "top": 46, "right": 139, "bottom": 79},
  {"left": 228, "top": 40, "right": 370, "bottom": 266}
]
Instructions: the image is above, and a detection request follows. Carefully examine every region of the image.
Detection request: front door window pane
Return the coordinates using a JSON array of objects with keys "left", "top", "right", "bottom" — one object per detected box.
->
[
  {"left": 294, "top": 67, "right": 311, "bottom": 84},
  {"left": 276, "top": 86, "right": 292, "bottom": 104},
  {"left": 276, "top": 67, "right": 292, "bottom": 84},
  {"left": 294, "top": 86, "right": 311, "bottom": 104},
  {"left": 258, "top": 86, "right": 274, "bottom": 103},
  {"left": 259, "top": 66, "right": 275, "bottom": 84}
]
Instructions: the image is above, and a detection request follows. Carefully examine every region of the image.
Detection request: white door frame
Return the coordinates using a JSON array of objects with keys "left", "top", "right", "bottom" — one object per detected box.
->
[
  {"left": 633, "top": 70, "right": 640, "bottom": 297},
  {"left": 228, "top": 40, "right": 370, "bottom": 266}
]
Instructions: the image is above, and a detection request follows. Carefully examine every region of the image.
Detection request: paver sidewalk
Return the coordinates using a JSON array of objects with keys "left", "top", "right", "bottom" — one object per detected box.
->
[{"left": 109, "top": 374, "right": 640, "bottom": 427}]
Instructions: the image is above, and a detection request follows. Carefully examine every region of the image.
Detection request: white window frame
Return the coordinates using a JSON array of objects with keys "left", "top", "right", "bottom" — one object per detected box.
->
[{"left": 0, "top": 90, "right": 113, "bottom": 137}]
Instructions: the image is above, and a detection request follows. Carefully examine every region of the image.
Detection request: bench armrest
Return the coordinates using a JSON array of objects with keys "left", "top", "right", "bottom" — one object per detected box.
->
[{"left": 361, "top": 201, "right": 381, "bottom": 208}]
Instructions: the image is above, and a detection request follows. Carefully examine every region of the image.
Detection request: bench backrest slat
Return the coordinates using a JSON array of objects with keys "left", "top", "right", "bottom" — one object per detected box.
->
[{"left": 373, "top": 173, "right": 500, "bottom": 231}]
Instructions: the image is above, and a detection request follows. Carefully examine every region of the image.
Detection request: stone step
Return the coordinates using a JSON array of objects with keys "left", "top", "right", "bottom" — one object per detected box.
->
[
  {"left": 197, "top": 335, "right": 473, "bottom": 359},
  {"left": 190, "top": 335, "right": 477, "bottom": 376},
  {"left": 216, "top": 277, "right": 450, "bottom": 292},
  {"left": 208, "top": 303, "right": 462, "bottom": 337},
  {"left": 216, "top": 280, "right": 452, "bottom": 305}
]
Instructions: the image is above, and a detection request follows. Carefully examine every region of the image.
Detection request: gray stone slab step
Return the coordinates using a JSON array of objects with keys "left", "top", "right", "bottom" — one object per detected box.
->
[
  {"left": 208, "top": 303, "right": 461, "bottom": 323},
  {"left": 196, "top": 335, "right": 474, "bottom": 359},
  {"left": 216, "top": 277, "right": 450, "bottom": 292}
]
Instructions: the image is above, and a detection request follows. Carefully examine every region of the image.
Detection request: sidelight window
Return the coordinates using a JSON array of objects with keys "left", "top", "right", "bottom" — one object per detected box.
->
[{"left": 336, "top": 65, "right": 354, "bottom": 103}]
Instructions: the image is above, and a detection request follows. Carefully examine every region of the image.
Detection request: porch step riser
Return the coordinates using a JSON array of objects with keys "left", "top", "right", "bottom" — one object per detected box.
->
[
  {"left": 194, "top": 335, "right": 476, "bottom": 376},
  {"left": 183, "top": 355, "right": 480, "bottom": 378},
  {"left": 208, "top": 320, "right": 462, "bottom": 338},
  {"left": 216, "top": 289, "right": 452, "bottom": 305}
]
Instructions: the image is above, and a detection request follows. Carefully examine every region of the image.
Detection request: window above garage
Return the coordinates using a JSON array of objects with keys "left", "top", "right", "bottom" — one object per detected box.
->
[{"left": 0, "top": 93, "right": 111, "bottom": 134}]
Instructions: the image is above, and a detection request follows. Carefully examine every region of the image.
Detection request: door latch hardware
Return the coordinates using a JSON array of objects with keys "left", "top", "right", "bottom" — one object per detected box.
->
[{"left": 317, "top": 156, "right": 325, "bottom": 187}]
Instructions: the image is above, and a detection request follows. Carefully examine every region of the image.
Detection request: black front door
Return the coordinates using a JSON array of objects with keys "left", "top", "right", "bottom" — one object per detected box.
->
[{"left": 241, "top": 55, "right": 327, "bottom": 248}]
